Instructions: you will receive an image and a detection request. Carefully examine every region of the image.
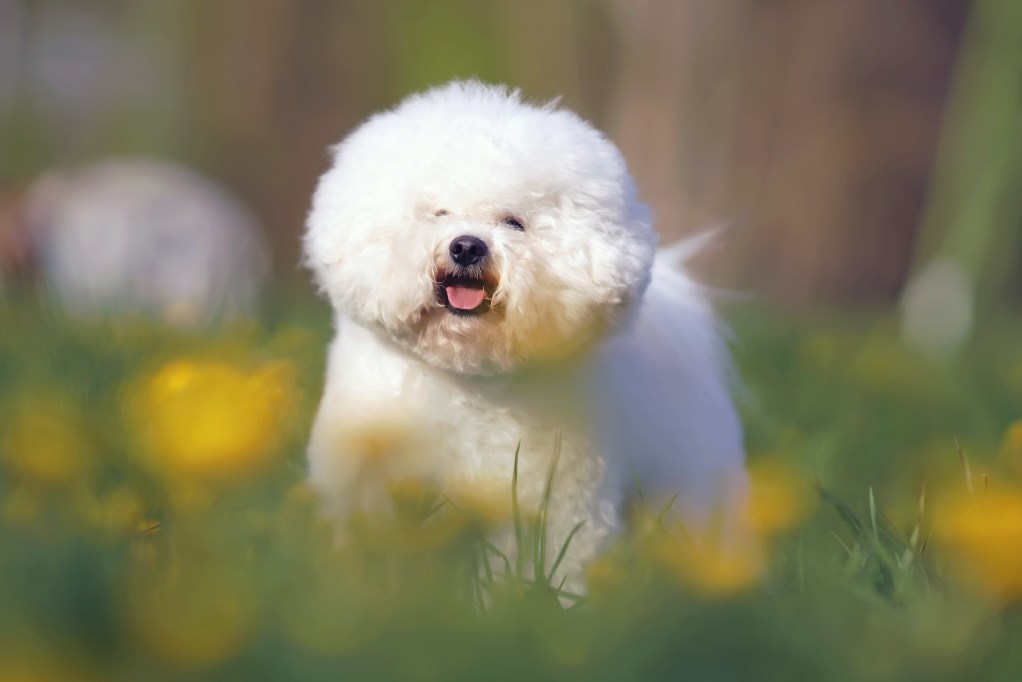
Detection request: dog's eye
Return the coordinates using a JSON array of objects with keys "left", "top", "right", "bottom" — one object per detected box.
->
[
  {"left": 501, "top": 216, "right": 525, "bottom": 231},
  {"left": 433, "top": 209, "right": 450, "bottom": 217}
]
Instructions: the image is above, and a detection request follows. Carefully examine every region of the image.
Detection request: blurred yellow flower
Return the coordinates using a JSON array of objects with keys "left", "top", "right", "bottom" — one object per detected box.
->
[
  {"left": 387, "top": 477, "right": 440, "bottom": 521},
  {"left": 444, "top": 476, "right": 514, "bottom": 529},
  {"left": 333, "top": 413, "right": 418, "bottom": 469},
  {"left": 653, "top": 532, "right": 767, "bottom": 596},
  {"left": 1, "top": 394, "right": 91, "bottom": 485},
  {"left": 646, "top": 458, "right": 813, "bottom": 596},
  {"left": 124, "top": 562, "right": 255, "bottom": 667},
  {"left": 934, "top": 486, "right": 1022, "bottom": 600},
  {"left": 999, "top": 420, "right": 1022, "bottom": 472},
  {"left": 317, "top": 411, "right": 427, "bottom": 516},
  {"left": 742, "top": 458, "right": 816, "bottom": 537},
  {"left": 127, "top": 358, "right": 295, "bottom": 480},
  {"left": 349, "top": 478, "right": 478, "bottom": 553}
]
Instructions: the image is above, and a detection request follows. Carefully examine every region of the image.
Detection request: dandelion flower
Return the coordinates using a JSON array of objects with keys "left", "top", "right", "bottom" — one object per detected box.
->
[
  {"left": 124, "top": 562, "right": 255, "bottom": 667},
  {"left": 652, "top": 531, "right": 767, "bottom": 596},
  {"left": 444, "top": 476, "right": 515, "bottom": 529},
  {"left": 648, "top": 458, "right": 813, "bottom": 596},
  {"left": 127, "top": 358, "right": 295, "bottom": 480},
  {"left": 742, "top": 458, "right": 816, "bottom": 537},
  {"left": 935, "top": 486, "right": 1022, "bottom": 600}
]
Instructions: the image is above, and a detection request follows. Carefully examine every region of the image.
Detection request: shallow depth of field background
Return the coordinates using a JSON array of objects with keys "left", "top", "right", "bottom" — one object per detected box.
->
[{"left": 1, "top": 1, "right": 1022, "bottom": 681}]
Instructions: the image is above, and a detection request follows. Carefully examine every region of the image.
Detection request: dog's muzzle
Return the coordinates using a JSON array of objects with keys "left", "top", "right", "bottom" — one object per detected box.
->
[{"left": 438, "top": 235, "right": 494, "bottom": 315}]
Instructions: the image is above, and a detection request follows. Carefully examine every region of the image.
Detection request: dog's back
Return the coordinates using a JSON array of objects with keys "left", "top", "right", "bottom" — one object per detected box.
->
[{"left": 594, "top": 248, "right": 747, "bottom": 526}]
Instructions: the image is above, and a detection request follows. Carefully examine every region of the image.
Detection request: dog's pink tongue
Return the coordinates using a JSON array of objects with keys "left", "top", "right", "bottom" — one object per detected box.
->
[{"left": 446, "top": 285, "right": 486, "bottom": 311}]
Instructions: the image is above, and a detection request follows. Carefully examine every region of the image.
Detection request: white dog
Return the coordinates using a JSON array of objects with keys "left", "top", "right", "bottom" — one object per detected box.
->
[{"left": 304, "top": 81, "right": 745, "bottom": 586}]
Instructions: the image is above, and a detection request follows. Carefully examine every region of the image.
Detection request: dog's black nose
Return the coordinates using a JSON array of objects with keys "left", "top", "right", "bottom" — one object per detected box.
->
[{"left": 449, "top": 235, "right": 488, "bottom": 267}]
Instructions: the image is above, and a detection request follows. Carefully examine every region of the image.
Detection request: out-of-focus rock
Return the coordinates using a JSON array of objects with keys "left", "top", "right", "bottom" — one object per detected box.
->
[
  {"left": 22, "top": 158, "right": 269, "bottom": 326},
  {"left": 900, "top": 256, "right": 974, "bottom": 358}
]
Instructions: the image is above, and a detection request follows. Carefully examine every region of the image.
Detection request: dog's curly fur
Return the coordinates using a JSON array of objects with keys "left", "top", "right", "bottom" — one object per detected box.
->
[{"left": 304, "top": 81, "right": 746, "bottom": 586}]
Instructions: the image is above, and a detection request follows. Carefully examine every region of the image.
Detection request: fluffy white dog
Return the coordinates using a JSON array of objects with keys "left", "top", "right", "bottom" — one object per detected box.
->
[{"left": 304, "top": 81, "right": 745, "bottom": 586}]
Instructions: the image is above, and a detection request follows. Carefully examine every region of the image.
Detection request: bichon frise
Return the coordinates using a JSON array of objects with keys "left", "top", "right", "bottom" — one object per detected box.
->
[{"left": 304, "top": 81, "right": 745, "bottom": 586}]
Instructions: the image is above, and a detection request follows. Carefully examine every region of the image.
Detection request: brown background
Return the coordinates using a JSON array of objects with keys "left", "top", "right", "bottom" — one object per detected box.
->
[{"left": 0, "top": 0, "right": 979, "bottom": 307}]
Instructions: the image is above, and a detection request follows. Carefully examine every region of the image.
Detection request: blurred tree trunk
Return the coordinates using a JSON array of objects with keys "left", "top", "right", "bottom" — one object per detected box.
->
[
  {"left": 606, "top": 0, "right": 968, "bottom": 307},
  {"left": 605, "top": 0, "right": 696, "bottom": 237},
  {"left": 165, "top": 0, "right": 972, "bottom": 308},
  {"left": 900, "top": 0, "right": 1022, "bottom": 354},
  {"left": 183, "top": 0, "right": 393, "bottom": 281}
]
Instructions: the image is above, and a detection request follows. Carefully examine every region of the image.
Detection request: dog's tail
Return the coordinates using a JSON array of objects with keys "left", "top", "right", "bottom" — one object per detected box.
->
[
  {"left": 654, "top": 224, "right": 749, "bottom": 309},
  {"left": 655, "top": 224, "right": 729, "bottom": 269}
]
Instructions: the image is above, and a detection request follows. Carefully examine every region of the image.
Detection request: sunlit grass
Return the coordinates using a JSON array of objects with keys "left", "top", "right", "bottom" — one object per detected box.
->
[{"left": 1, "top": 299, "right": 1021, "bottom": 680}]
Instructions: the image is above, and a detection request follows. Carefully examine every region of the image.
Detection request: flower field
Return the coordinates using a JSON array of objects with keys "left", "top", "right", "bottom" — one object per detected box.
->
[{"left": 1, "top": 298, "right": 1021, "bottom": 681}]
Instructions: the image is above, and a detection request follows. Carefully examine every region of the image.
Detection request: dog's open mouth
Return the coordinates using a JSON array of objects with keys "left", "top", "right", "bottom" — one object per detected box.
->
[{"left": 439, "top": 274, "right": 491, "bottom": 315}]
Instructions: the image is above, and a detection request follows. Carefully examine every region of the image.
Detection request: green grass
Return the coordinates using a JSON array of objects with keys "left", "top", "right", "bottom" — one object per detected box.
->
[{"left": 1, "top": 296, "right": 1021, "bottom": 681}]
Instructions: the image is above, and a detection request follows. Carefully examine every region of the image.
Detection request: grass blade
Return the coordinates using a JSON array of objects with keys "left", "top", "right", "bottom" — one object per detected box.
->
[
  {"left": 955, "top": 436, "right": 974, "bottom": 495},
  {"left": 831, "top": 530, "right": 854, "bottom": 558},
  {"left": 479, "top": 543, "right": 495, "bottom": 585},
  {"left": 817, "top": 485, "right": 864, "bottom": 537},
  {"left": 656, "top": 493, "right": 680, "bottom": 523},
  {"left": 511, "top": 440, "right": 525, "bottom": 577},
  {"left": 868, "top": 485, "right": 879, "bottom": 545},
  {"left": 534, "top": 432, "right": 562, "bottom": 584},
  {"left": 547, "top": 520, "right": 586, "bottom": 583},
  {"left": 484, "top": 540, "right": 514, "bottom": 577},
  {"left": 630, "top": 468, "right": 646, "bottom": 503}
]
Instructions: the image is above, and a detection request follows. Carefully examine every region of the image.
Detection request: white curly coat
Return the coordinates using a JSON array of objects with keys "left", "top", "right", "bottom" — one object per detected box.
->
[{"left": 304, "top": 81, "right": 746, "bottom": 587}]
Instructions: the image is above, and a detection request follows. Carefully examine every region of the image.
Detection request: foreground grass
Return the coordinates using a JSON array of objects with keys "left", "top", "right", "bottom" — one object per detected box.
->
[{"left": 1, "top": 298, "right": 1021, "bottom": 681}]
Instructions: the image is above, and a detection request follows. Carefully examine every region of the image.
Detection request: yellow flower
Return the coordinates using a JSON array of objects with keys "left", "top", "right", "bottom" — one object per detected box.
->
[
  {"left": 742, "top": 458, "right": 816, "bottom": 537},
  {"left": 127, "top": 358, "right": 295, "bottom": 480},
  {"left": 1, "top": 394, "right": 91, "bottom": 485},
  {"left": 934, "top": 486, "right": 1022, "bottom": 600},
  {"left": 652, "top": 531, "right": 767, "bottom": 596},
  {"left": 332, "top": 413, "right": 418, "bottom": 469},
  {"left": 348, "top": 478, "right": 476, "bottom": 553},
  {"left": 123, "top": 561, "right": 255, "bottom": 667},
  {"left": 444, "top": 476, "right": 514, "bottom": 529},
  {"left": 387, "top": 477, "right": 441, "bottom": 521},
  {"left": 648, "top": 458, "right": 813, "bottom": 597}
]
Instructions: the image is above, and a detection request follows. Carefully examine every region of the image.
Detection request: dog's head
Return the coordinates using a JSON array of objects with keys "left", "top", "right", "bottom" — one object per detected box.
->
[{"left": 304, "top": 81, "right": 656, "bottom": 374}]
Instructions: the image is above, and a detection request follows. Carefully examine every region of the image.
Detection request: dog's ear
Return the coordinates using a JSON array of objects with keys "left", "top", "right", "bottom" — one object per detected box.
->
[{"left": 304, "top": 154, "right": 438, "bottom": 330}]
